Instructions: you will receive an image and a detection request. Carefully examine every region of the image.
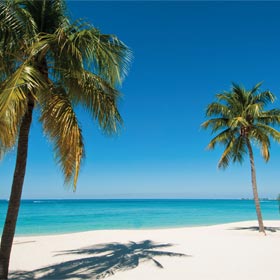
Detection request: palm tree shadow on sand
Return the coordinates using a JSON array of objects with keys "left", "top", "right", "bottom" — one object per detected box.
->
[
  {"left": 230, "top": 226, "right": 280, "bottom": 233},
  {"left": 9, "top": 240, "right": 188, "bottom": 279}
]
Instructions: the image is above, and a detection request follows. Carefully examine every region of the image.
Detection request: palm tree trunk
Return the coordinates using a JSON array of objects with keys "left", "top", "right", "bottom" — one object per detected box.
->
[
  {"left": 0, "top": 99, "right": 34, "bottom": 279},
  {"left": 246, "top": 138, "right": 266, "bottom": 235}
]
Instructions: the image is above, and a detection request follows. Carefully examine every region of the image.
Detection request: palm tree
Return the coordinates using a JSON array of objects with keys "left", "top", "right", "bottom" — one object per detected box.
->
[
  {"left": 202, "top": 83, "right": 280, "bottom": 235},
  {"left": 0, "top": 0, "right": 131, "bottom": 278}
]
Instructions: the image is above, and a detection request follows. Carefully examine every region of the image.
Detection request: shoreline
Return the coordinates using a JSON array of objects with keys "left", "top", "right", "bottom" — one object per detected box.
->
[
  {"left": 9, "top": 220, "right": 280, "bottom": 279},
  {"left": 1, "top": 198, "right": 278, "bottom": 200},
  {"left": 11, "top": 218, "right": 277, "bottom": 238}
]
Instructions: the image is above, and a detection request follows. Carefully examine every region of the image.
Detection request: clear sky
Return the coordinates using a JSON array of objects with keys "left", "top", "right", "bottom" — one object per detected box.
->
[{"left": 2, "top": 1, "right": 280, "bottom": 199}]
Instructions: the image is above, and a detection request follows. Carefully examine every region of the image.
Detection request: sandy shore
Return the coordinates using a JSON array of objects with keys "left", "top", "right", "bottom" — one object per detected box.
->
[{"left": 8, "top": 220, "right": 280, "bottom": 279}]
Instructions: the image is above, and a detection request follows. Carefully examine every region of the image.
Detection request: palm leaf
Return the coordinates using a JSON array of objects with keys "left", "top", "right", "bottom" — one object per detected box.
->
[
  {"left": 65, "top": 70, "right": 123, "bottom": 134},
  {"left": 47, "top": 27, "right": 84, "bottom": 78},
  {"left": 39, "top": 87, "right": 84, "bottom": 189},
  {"left": 66, "top": 21, "right": 132, "bottom": 85},
  {"left": 207, "top": 128, "right": 236, "bottom": 150},
  {"left": 0, "top": 63, "right": 47, "bottom": 159},
  {"left": 228, "top": 116, "right": 248, "bottom": 128},
  {"left": 205, "top": 102, "right": 231, "bottom": 117},
  {"left": 21, "top": 0, "right": 67, "bottom": 33},
  {"left": 252, "top": 90, "right": 276, "bottom": 106},
  {"left": 250, "top": 82, "right": 262, "bottom": 95},
  {"left": 0, "top": 106, "right": 18, "bottom": 159},
  {"left": 253, "top": 124, "right": 280, "bottom": 144},
  {"left": 0, "top": 64, "right": 46, "bottom": 116},
  {"left": 232, "top": 136, "right": 247, "bottom": 163},
  {"left": 48, "top": 20, "right": 132, "bottom": 86},
  {"left": 0, "top": 1, "right": 23, "bottom": 41},
  {"left": 257, "top": 109, "right": 280, "bottom": 125},
  {"left": 250, "top": 127, "right": 270, "bottom": 161},
  {"left": 218, "top": 135, "right": 236, "bottom": 169},
  {"left": 201, "top": 118, "right": 228, "bottom": 133}
]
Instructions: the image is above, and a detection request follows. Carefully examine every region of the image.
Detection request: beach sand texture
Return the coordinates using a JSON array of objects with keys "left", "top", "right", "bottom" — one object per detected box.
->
[{"left": 8, "top": 220, "right": 280, "bottom": 280}]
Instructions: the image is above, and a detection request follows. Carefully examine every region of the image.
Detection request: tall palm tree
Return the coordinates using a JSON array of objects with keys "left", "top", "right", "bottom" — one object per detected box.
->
[
  {"left": 0, "top": 1, "right": 131, "bottom": 278},
  {"left": 202, "top": 83, "right": 280, "bottom": 235}
]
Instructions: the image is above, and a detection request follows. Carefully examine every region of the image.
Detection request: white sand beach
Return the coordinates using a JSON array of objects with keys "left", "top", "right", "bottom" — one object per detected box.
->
[{"left": 8, "top": 220, "right": 280, "bottom": 280}]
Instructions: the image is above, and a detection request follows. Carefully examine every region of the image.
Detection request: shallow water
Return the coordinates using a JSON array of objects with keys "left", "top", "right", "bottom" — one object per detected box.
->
[{"left": 0, "top": 199, "right": 279, "bottom": 235}]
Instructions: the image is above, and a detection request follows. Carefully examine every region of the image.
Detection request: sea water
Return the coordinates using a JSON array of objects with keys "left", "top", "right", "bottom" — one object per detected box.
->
[{"left": 0, "top": 199, "right": 279, "bottom": 236}]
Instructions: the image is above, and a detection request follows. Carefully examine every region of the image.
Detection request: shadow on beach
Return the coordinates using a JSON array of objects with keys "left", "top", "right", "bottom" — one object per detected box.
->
[
  {"left": 230, "top": 226, "right": 280, "bottom": 233},
  {"left": 9, "top": 240, "right": 188, "bottom": 279}
]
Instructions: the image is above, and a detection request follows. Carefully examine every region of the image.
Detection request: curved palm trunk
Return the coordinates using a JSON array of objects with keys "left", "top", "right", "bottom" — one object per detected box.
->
[
  {"left": 246, "top": 138, "right": 266, "bottom": 235},
  {"left": 0, "top": 100, "right": 34, "bottom": 279}
]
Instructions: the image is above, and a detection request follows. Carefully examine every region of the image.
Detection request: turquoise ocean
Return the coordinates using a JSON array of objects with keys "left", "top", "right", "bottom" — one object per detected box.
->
[{"left": 0, "top": 199, "right": 279, "bottom": 236}]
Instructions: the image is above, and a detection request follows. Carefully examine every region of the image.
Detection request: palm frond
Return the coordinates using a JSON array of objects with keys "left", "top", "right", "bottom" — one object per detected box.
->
[
  {"left": 201, "top": 118, "right": 228, "bottom": 133},
  {"left": 257, "top": 109, "right": 280, "bottom": 125},
  {"left": 0, "top": 106, "right": 18, "bottom": 159},
  {"left": 0, "top": 63, "right": 47, "bottom": 160},
  {"left": 245, "top": 103, "right": 262, "bottom": 118},
  {"left": 216, "top": 91, "right": 232, "bottom": 105},
  {"left": 43, "top": 20, "right": 131, "bottom": 86},
  {"left": 21, "top": 0, "right": 67, "bottom": 33},
  {"left": 65, "top": 70, "right": 123, "bottom": 134},
  {"left": 0, "top": 64, "right": 45, "bottom": 116},
  {"left": 228, "top": 116, "right": 248, "bottom": 128},
  {"left": 0, "top": 1, "right": 24, "bottom": 76},
  {"left": 261, "top": 141, "right": 270, "bottom": 161},
  {"left": 0, "top": 1, "right": 22, "bottom": 40},
  {"left": 232, "top": 136, "right": 247, "bottom": 164},
  {"left": 232, "top": 83, "right": 248, "bottom": 106},
  {"left": 38, "top": 29, "right": 83, "bottom": 81},
  {"left": 252, "top": 90, "right": 276, "bottom": 106},
  {"left": 205, "top": 102, "right": 231, "bottom": 117},
  {"left": 8, "top": 0, "right": 38, "bottom": 38},
  {"left": 207, "top": 128, "right": 236, "bottom": 150},
  {"left": 250, "top": 127, "right": 270, "bottom": 161},
  {"left": 39, "top": 87, "right": 84, "bottom": 189},
  {"left": 66, "top": 21, "right": 132, "bottom": 85},
  {"left": 218, "top": 135, "right": 236, "bottom": 169},
  {"left": 253, "top": 124, "right": 280, "bottom": 144},
  {"left": 250, "top": 82, "right": 262, "bottom": 95}
]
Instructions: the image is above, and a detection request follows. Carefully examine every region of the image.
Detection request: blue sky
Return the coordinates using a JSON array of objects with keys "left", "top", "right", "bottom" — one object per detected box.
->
[{"left": 2, "top": 1, "right": 280, "bottom": 199}]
